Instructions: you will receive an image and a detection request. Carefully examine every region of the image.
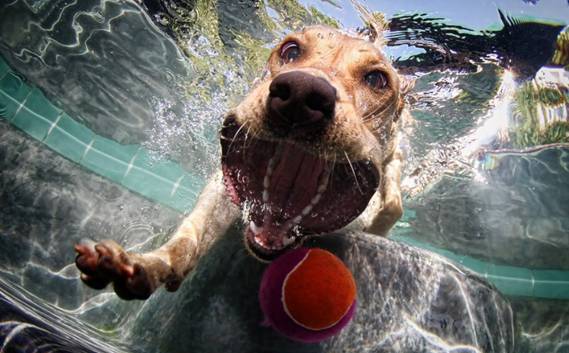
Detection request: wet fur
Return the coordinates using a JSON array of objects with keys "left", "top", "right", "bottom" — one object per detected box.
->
[{"left": 75, "top": 26, "right": 411, "bottom": 300}]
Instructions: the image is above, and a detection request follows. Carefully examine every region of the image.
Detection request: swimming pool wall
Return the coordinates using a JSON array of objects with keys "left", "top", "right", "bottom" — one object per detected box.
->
[
  {"left": 0, "top": 57, "right": 203, "bottom": 214},
  {"left": 1, "top": 55, "right": 568, "bottom": 300}
]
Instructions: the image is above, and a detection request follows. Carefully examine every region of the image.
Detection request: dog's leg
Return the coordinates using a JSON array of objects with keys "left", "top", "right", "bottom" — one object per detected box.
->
[
  {"left": 365, "top": 148, "right": 403, "bottom": 237},
  {"left": 75, "top": 171, "right": 239, "bottom": 299}
]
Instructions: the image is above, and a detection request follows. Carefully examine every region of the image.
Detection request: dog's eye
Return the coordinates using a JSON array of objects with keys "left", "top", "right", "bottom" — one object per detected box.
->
[
  {"left": 364, "top": 71, "right": 388, "bottom": 90},
  {"left": 280, "top": 41, "right": 301, "bottom": 63}
]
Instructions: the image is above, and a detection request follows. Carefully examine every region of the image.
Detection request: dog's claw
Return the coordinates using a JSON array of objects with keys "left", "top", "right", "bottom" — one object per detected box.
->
[
  {"left": 74, "top": 240, "right": 156, "bottom": 300},
  {"left": 80, "top": 273, "right": 110, "bottom": 290},
  {"left": 165, "top": 274, "right": 182, "bottom": 292}
]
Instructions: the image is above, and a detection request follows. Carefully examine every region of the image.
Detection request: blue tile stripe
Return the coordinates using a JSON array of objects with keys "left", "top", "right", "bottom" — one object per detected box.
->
[
  {"left": 0, "top": 55, "right": 568, "bottom": 299},
  {"left": 0, "top": 56, "right": 202, "bottom": 213},
  {"left": 392, "top": 235, "right": 569, "bottom": 299}
]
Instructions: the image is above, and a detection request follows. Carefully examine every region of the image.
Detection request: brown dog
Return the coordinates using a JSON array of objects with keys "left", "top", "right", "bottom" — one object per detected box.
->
[{"left": 75, "top": 26, "right": 412, "bottom": 300}]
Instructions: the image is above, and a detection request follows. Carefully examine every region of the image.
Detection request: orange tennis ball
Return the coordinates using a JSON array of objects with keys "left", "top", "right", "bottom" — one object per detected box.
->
[
  {"left": 283, "top": 248, "right": 356, "bottom": 330},
  {"left": 259, "top": 247, "right": 357, "bottom": 342}
]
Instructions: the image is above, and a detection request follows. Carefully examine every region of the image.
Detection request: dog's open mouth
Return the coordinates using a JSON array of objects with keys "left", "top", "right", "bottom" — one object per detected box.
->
[{"left": 220, "top": 116, "right": 379, "bottom": 260}]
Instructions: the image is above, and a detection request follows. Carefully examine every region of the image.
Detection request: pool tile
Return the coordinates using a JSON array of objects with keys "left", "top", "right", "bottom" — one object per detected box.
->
[
  {"left": 24, "top": 87, "right": 61, "bottom": 123},
  {"left": 82, "top": 136, "right": 139, "bottom": 182},
  {"left": 169, "top": 174, "right": 203, "bottom": 212},
  {"left": 486, "top": 264, "right": 534, "bottom": 297},
  {"left": 457, "top": 256, "right": 489, "bottom": 274},
  {"left": 0, "top": 72, "right": 30, "bottom": 99},
  {"left": 44, "top": 113, "right": 95, "bottom": 162},
  {"left": 11, "top": 89, "right": 59, "bottom": 141},
  {"left": 122, "top": 168, "right": 175, "bottom": 206},
  {"left": 0, "top": 72, "right": 33, "bottom": 120},
  {"left": 532, "top": 270, "right": 569, "bottom": 299},
  {"left": 129, "top": 149, "right": 187, "bottom": 182},
  {"left": 121, "top": 151, "right": 186, "bottom": 204}
]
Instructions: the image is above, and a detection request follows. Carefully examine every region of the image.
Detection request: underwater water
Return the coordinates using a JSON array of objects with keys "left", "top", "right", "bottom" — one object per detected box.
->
[{"left": 0, "top": 0, "right": 568, "bottom": 352}]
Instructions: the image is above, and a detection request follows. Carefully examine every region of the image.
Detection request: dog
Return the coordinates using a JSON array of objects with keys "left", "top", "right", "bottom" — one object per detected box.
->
[{"left": 75, "top": 25, "right": 412, "bottom": 300}]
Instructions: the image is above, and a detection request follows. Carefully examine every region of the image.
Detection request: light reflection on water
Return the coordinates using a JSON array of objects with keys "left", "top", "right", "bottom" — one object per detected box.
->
[{"left": 0, "top": 0, "right": 568, "bottom": 352}]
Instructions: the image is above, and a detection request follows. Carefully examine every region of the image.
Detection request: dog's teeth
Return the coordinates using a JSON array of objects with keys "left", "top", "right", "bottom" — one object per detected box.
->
[
  {"left": 317, "top": 168, "right": 330, "bottom": 193},
  {"left": 250, "top": 221, "right": 262, "bottom": 235},
  {"left": 263, "top": 175, "right": 270, "bottom": 189},
  {"left": 262, "top": 157, "right": 274, "bottom": 201},
  {"left": 254, "top": 233, "right": 269, "bottom": 248},
  {"left": 262, "top": 158, "right": 274, "bottom": 203},
  {"left": 264, "top": 157, "right": 274, "bottom": 188},
  {"left": 310, "top": 194, "right": 321, "bottom": 205},
  {"left": 301, "top": 205, "right": 313, "bottom": 216},
  {"left": 292, "top": 215, "right": 303, "bottom": 225},
  {"left": 267, "top": 157, "right": 275, "bottom": 175},
  {"left": 283, "top": 236, "right": 294, "bottom": 246}
]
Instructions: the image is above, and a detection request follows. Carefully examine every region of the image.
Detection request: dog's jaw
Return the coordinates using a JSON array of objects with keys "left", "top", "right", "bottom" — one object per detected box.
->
[
  {"left": 246, "top": 146, "right": 331, "bottom": 249},
  {"left": 221, "top": 116, "right": 380, "bottom": 261}
]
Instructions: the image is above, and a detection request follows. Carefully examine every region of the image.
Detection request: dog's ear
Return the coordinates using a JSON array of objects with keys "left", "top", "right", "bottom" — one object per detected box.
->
[
  {"left": 400, "top": 76, "right": 415, "bottom": 96},
  {"left": 352, "top": 1, "right": 388, "bottom": 47},
  {"left": 394, "top": 76, "right": 415, "bottom": 122}
]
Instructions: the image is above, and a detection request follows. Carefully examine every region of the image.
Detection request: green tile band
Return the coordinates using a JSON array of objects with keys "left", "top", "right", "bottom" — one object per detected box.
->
[
  {"left": 391, "top": 235, "right": 569, "bottom": 299},
  {"left": 1, "top": 55, "right": 568, "bottom": 299},
  {"left": 0, "top": 56, "right": 203, "bottom": 213}
]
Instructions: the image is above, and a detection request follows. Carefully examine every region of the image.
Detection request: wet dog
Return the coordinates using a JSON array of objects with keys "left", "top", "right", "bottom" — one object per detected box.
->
[{"left": 75, "top": 26, "right": 412, "bottom": 300}]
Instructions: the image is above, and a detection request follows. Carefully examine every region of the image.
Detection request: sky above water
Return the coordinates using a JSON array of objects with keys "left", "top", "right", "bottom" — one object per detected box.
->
[
  {"left": 303, "top": 0, "right": 569, "bottom": 30},
  {"left": 299, "top": 0, "right": 568, "bottom": 58}
]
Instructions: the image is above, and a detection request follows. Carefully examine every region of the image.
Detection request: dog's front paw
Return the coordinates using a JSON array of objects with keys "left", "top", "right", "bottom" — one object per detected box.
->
[{"left": 74, "top": 240, "right": 176, "bottom": 300}]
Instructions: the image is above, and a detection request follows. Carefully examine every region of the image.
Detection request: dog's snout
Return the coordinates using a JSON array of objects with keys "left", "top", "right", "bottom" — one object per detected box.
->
[
  {"left": 267, "top": 71, "right": 336, "bottom": 136},
  {"left": 269, "top": 80, "right": 291, "bottom": 101}
]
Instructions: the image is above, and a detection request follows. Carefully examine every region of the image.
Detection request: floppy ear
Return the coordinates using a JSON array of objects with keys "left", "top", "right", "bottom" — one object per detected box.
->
[
  {"left": 400, "top": 76, "right": 415, "bottom": 96},
  {"left": 352, "top": 0, "right": 388, "bottom": 47},
  {"left": 395, "top": 76, "right": 415, "bottom": 122}
]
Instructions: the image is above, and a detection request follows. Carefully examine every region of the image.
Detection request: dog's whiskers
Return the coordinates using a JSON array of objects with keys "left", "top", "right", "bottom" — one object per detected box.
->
[
  {"left": 362, "top": 99, "right": 397, "bottom": 124},
  {"left": 329, "top": 154, "right": 337, "bottom": 192},
  {"left": 228, "top": 121, "right": 249, "bottom": 153},
  {"left": 362, "top": 103, "right": 394, "bottom": 122},
  {"left": 244, "top": 124, "right": 255, "bottom": 149},
  {"left": 344, "top": 150, "right": 364, "bottom": 195}
]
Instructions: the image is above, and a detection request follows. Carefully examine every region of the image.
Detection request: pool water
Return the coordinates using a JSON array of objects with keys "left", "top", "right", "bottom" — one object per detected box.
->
[{"left": 0, "top": 0, "right": 568, "bottom": 352}]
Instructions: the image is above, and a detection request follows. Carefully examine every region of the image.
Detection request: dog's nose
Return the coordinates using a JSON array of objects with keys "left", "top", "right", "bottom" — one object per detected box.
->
[{"left": 267, "top": 71, "right": 336, "bottom": 136}]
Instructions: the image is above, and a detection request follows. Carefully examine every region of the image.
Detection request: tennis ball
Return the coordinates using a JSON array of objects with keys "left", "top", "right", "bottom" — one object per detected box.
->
[{"left": 259, "top": 247, "right": 357, "bottom": 343}]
